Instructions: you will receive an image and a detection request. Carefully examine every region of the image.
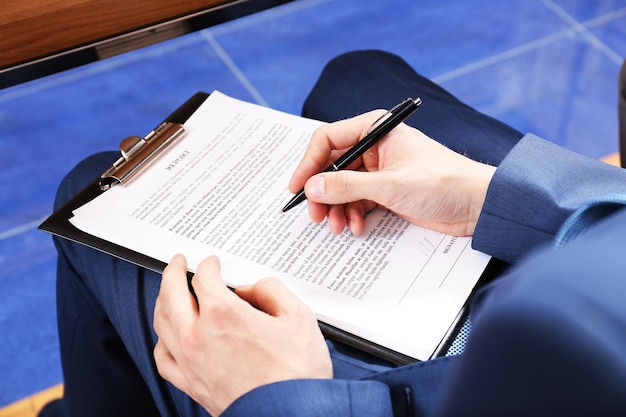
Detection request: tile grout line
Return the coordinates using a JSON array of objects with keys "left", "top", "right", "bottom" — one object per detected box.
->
[
  {"left": 541, "top": 0, "right": 624, "bottom": 65},
  {"left": 432, "top": 2, "right": 626, "bottom": 85},
  {"left": 4, "top": 0, "right": 622, "bottom": 104},
  {"left": 584, "top": 6, "right": 626, "bottom": 28},
  {"left": 432, "top": 29, "right": 571, "bottom": 84},
  {"left": 0, "top": 1, "right": 328, "bottom": 242},
  {"left": 0, "top": 216, "right": 48, "bottom": 241},
  {"left": 199, "top": 31, "right": 270, "bottom": 107}
]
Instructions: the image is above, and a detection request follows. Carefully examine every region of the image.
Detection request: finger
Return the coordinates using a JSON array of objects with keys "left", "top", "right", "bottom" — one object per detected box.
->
[
  {"left": 307, "top": 199, "right": 329, "bottom": 224},
  {"left": 235, "top": 277, "right": 306, "bottom": 318},
  {"left": 345, "top": 201, "right": 369, "bottom": 236},
  {"left": 162, "top": 253, "right": 188, "bottom": 283},
  {"left": 327, "top": 204, "right": 348, "bottom": 234},
  {"left": 155, "top": 254, "right": 197, "bottom": 332},
  {"left": 325, "top": 200, "right": 371, "bottom": 235},
  {"left": 191, "top": 255, "right": 239, "bottom": 312},
  {"left": 153, "top": 340, "right": 188, "bottom": 391},
  {"left": 308, "top": 191, "right": 372, "bottom": 235},
  {"left": 161, "top": 254, "right": 197, "bottom": 317},
  {"left": 288, "top": 111, "right": 383, "bottom": 193},
  {"left": 305, "top": 169, "right": 392, "bottom": 207},
  {"left": 153, "top": 296, "right": 184, "bottom": 358},
  {"left": 154, "top": 253, "right": 198, "bottom": 366}
]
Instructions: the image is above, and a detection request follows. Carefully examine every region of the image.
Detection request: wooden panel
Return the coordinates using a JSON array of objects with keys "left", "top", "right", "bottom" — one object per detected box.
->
[
  {"left": 0, "top": 0, "right": 231, "bottom": 69},
  {"left": 601, "top": 152, "right": 621, "bottom": 167},
  {"left": 0, "top": 384, "right": 62, "bottom": 417}
]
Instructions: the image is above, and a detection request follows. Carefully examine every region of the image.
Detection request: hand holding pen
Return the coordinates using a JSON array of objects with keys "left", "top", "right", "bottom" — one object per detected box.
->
[
  {"left": 282, "top": 97, "right": 422, "bottom": 212},
  {"left": 284, "top": 97, "right": 496, "bottom": 237}
]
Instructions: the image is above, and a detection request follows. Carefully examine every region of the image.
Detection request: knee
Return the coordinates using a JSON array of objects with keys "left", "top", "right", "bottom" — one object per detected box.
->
[
  {"left": 55, "top": 151, "right": 118, "bottom": 210},
  {"left": 323, "top": 50, "right": 404, "bottom": 72},
  {"left": 302, "top": 49, "right": 414, "bottom": 121}
]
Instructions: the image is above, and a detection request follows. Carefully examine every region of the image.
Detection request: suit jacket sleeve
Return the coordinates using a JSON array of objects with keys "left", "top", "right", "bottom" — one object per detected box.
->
[
  {"left": 221, "top": 379, "right": 392, "bottom": 417},
  {"left": 472, "top": 133, "right": 626, "bottom": 264}
]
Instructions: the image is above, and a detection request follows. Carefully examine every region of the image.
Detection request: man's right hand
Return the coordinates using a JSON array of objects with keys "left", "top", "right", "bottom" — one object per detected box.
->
[{"left": 288, "top": 111, "right": 497, "bottom": 236}]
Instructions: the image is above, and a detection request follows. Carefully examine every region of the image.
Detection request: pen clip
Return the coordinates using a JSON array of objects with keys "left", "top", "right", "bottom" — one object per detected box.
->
[
  {"left": 99, "top": 122, "right": 186, "bottom": 190},
  {"left": 367, "top": 98, "right": 415, "bottom": 134}
]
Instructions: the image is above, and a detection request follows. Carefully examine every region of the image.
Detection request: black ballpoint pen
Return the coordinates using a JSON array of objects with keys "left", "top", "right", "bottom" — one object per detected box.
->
[{"left": 282, "top": 97, "right": 422, "bottom": 212}]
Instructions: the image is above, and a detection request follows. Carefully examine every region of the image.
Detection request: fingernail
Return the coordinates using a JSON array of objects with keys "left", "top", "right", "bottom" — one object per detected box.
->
[{"left": 307, "top": 176, "right": 325, "bottom": 198}]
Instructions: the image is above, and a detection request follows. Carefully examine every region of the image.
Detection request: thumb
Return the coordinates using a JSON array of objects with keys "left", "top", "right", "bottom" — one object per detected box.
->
[
  {"left": 236, "top": 278, "right": 305, "bottom": 317},
  {"left": 304, "top": 170, "right": 389, "bottom": 206}
]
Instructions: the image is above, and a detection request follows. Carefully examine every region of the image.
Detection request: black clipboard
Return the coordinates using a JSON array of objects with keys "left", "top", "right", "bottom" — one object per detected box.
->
[
  {"left": 40, "top": 92, "right": 211, "bottom": 273},
  {"left": 40, "top": 91, "right": 503, "bottom": 366}
]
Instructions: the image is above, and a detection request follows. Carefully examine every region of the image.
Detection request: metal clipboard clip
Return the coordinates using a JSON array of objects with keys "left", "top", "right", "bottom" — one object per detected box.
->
[{"left": 99, "top": 121, "right": 186, "bottom": 190}]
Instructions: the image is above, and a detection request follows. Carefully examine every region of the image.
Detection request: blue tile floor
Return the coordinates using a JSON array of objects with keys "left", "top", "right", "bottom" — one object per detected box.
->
[{"left": 1, "top": 0, "right": 625, "bottom": 407}]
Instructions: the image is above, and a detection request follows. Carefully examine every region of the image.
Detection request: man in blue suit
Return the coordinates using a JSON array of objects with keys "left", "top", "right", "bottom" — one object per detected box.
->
[{"left": 44, "top": 51, "right": 626, "bottom": 417}]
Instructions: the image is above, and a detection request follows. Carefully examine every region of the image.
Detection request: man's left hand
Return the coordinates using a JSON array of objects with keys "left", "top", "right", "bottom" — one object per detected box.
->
[{"left": 153, "top": 254, "right": 332, "bottom": 416}]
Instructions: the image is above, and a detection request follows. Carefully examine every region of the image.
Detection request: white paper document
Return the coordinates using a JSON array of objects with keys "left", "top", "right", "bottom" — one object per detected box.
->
[{"left": 70, "top": 91, "right": 491, "bottom": 361}]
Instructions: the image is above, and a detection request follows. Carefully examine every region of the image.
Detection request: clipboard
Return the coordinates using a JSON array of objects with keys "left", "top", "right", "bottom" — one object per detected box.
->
[
  {"left": 40, "top": 92, "right": 211, "bottom": 273},
  {"left": 40, "top": 92, "right": 503, "bottom": 366}
]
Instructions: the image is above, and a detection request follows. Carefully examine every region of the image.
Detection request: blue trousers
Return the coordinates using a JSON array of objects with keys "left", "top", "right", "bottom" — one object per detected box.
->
[{"left": 53, "top": 50, "right": 532, "bottom": 416}]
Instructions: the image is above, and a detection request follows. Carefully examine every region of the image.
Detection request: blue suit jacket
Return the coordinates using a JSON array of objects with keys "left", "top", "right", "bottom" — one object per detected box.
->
[{"left": 222, "top": 135, "right": 626, "bottom": 417}]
